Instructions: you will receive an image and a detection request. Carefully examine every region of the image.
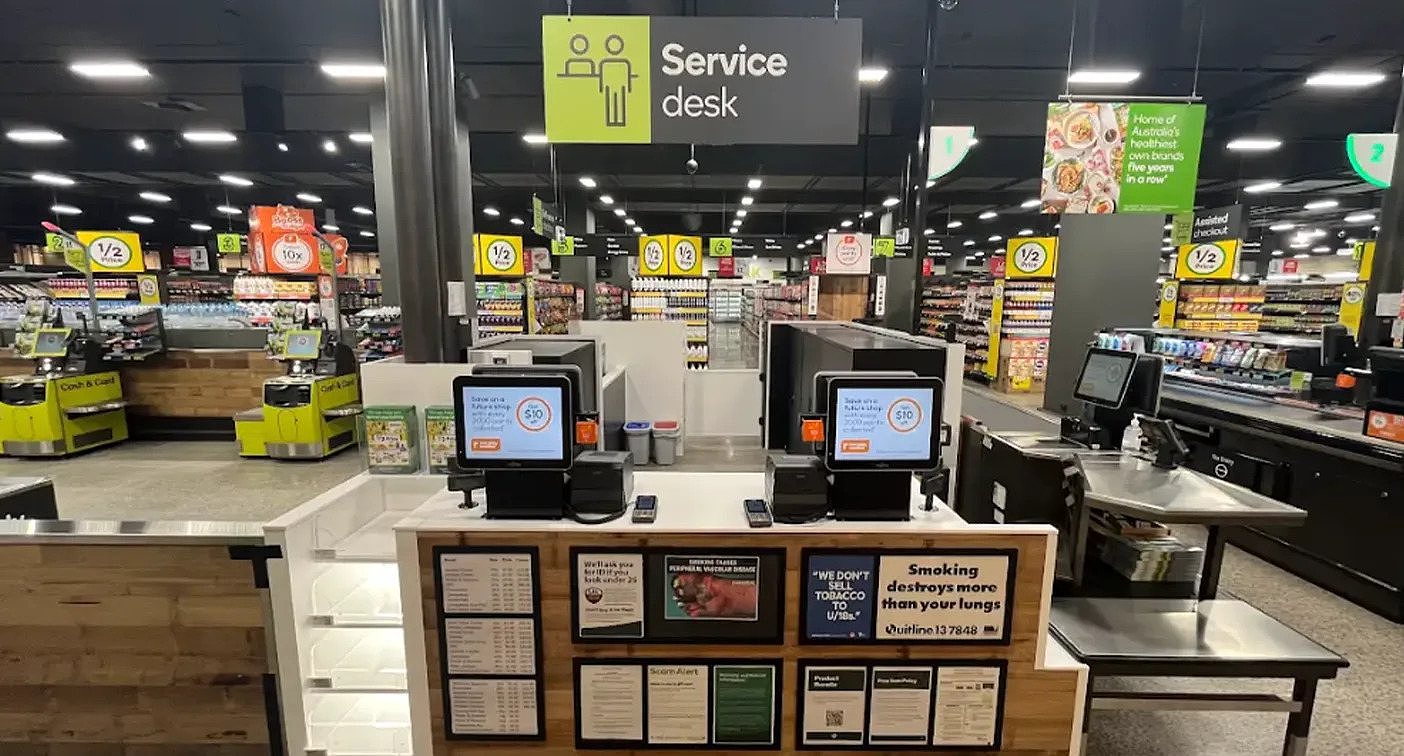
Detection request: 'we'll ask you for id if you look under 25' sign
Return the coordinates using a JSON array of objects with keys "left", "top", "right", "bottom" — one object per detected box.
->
[{"left": 542, "top": 15, "right": 860, "bottom": 144}]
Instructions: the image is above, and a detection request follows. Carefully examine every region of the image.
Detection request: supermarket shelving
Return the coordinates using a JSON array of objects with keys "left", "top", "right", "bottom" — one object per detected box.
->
[{"left": 632, "top": 277, "right": 710, "bottom": 368}]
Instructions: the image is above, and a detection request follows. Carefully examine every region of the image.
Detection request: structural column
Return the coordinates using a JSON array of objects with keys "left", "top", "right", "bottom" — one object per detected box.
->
[
  {"left": 905, "top": 0, "right": 941, "bottom": 334},
  {"left": 1359, "top": 80, "right": 1404, "bottom": 348},
  {"left": 379, "top": 0, "right": 445, "bottom": 362},
  {"left": 424, "top": 0, "right": 475, "bottom": 356}
]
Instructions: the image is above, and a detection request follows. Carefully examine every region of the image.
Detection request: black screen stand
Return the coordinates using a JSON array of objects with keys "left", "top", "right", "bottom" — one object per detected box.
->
[
  {"left": 483, "top": 470, "right": 568, "bottom": 519},
  {"left": 831, "top": 470, "right": 911, "bottom": 521}
]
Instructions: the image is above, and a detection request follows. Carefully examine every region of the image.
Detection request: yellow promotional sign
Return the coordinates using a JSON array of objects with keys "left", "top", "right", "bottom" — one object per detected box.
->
[
  {"left": 75, "top": 231, "right": 145, "bottom": 273},
  {"left": 668, "top": 235, "right": 703, "bottom": 276},
  {"left": 47, "top": 233, "right": 86, "bottom": 271},
  {"left": 708, "top": 237, "right": 733, "bottom": 257},
  {"left": 137, "top": 274, "right": 162, "bottom": 305},
  {"left": 1338, "top": 281, "right": 1368, "bottom": 334},
  {"left": 984, "top": 279, "right": 1005, "bottom": 378},
  {"left": 1004, "top": 237, "right": 1058, "bottom": 278},
  {"left": 1354, "top": 241, "right": 1376, "bottom": 281},
  {"left": 1157, "top": 280, "right": 1180, "bottom": 328},
  {"left": 475, "top": 234, "right": 525, "bottom": 276},
  {"left": 1174, "top": 239, "right": 1239, "bottom": 280},
  {"left": 639, "top": 235, "right": 669, "bottom": 276},
  {"left": 216, "top": 233, "right": 243, "bottom": 255}
]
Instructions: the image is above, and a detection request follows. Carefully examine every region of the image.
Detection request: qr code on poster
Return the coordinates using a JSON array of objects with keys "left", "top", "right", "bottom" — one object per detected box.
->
[{"left": 825, "top": 710, "right": 844, "bottom": 727}]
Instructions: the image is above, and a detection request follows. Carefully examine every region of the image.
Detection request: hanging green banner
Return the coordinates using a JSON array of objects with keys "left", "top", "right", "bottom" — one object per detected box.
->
[
  {"left": 1039, "top": 102, "right": 1205, "bottom": 215},
  {"left": 1346, "top": 133, "right": 1396, "bottom": 188}
]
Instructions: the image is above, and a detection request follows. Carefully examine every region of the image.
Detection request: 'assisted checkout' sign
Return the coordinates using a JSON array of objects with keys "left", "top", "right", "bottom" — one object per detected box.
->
[{"left": 542, "top": 15, "right": 860, "bottom": 145}]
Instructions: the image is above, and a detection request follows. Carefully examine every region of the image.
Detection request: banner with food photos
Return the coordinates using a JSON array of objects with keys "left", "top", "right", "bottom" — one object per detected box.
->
[{"left": 1040, "top": 102, "right": 1205, "bottom": 215}]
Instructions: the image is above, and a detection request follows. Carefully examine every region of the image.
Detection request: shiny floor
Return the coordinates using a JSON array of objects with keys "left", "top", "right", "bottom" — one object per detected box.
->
[{"left": 2, "top": 385, "right": 1400, "bottom": 755}]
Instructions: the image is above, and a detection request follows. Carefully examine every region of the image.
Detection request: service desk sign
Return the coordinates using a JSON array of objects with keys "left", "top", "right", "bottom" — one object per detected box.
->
[
  {"left": 1174, "top": 239, "right": 1239, "bottom": 280},
  {"left": 541, "top": 15, "right": 861, "bottom": 144},
  {"left": 75, "top": 231, "right": 144, "bottom": 273},
  {"left": 1039, "top": 102, "right": 1205, "bottom": 214},
  {"left": 1003, "top": 237, "right": 1057, "bottom": 279},
  {"left": 824, "top": 232, "right": 872, "bottom": 275},
  {"left": 475, "top": 234, "right": 525, "bottom": 276}
]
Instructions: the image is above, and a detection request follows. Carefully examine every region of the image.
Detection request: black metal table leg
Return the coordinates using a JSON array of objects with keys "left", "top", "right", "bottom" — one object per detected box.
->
[
  {"left": 1282, "top": 678, "right": 1317, "bottom": 756},
  {"left": 1200, "top": 525, "right": 1228, "bottom": 599},
  {"left": 1080, "top": 672, "right": 1095, "bottom": 754}
]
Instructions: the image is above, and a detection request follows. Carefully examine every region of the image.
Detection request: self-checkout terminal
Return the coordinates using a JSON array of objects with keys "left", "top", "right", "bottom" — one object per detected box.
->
[
  {"left": 0, "top": 319, "right": 131, "bottom": 457},
  {"left": 235, "top": 328, "right": 362, "bottom": 459},
  {"left": 450, "top": 371, "right": 631, "bottom": 521}
]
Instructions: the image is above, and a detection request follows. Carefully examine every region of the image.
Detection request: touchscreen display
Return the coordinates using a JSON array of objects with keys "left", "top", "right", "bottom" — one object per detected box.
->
[
  {"left": 283, "top": 330, "right": 322, "bottom": 360},
  {"left": 833, "top": 387, "right": 934, "bottom": 462},
  {"left": 33, "top": 330, "right": 68, "bottom": 356},
  {"left": 1075, "top": 350, "right": 1136, "bottom": 406},
  {"left": 460, "top": 385, "right": 565, "bottom": 462}
]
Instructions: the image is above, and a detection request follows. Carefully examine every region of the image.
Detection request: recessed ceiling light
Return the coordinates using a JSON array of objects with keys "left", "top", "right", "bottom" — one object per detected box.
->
[
  {"left": 840, "top": 219, "right": 853, "bottom": 228},
  {"left": 182, "top": 129, "right": 237, "bottom": 144},
  {"left": 1054, "top": 223, "right": 1061, "bottom": 229},
  {"left": 963, "top": 240, "right": 975, "bottom": 247},
  {"left": 129, "top": 135, "right": 149, "bottom": 152},
  {"left": 509, "top": 216, "right": 524, "bottom": 226},
  {"left": 858, "top": 66, "right": 889, "bottom": 83},
  {"left": 925, "top": 179, "right": 935, "bottom": 188},
  {"left": 827, "top": 227, "right": 837, "bottom": 233},
  {"left": 1305, "top": 70, "right": 1386, "bottom": 88},
  {"left": 296, "top": 192, "right": 322, "bottom": 204},
  {"left": 1067, "top": 69, "right": 1140, "bottom": 84},
  {"left": 1336, "top": 248, "right": 1355, "bottom": 256},
  {"left": 1269, "top": 222, "right": 1296, "bottom": 231},
  {"left": 127, "top": 214, "right": 154, "bottom": 225},
  {"left": 190, "top": 222, "right": 212, "bottom": 232},
  {"left": 348, "top": 132, "right": 372, "bottom": 144},
  {"left": 352, "top": 205, "right": 373, "bottom": 216},
  {"left": 323, "top": 223, "right": 340, "bottom": 232},
  {"left": 32, "top": 172, "right": 74, "bottom": 186},
  {"left": 740, "top": 196, "right": 754, "bottom": 206},
  {"left": 1244, "top": 181, "right": 1282, "bottom": 193},
  {"left": 948, "top": 220, "right": 963, "bottom": 229},
  {"left": 747, "top": 178, "right": 763, "bottom": 190},
  {"left": 1293, "top": 253, "right": 1310, "bottom": 259},
  {"left": 216, "top": 205, "right": 241, "bottom": 215},
  {"left": 599, "top": 194, "right": 614, "bottom": 205},
  {"left": 1344, "top": 212, "right": 1375, "bottom": 223},
  {"left": 139, "top": 191, "right": 171, "bottom": 203},
  {"left": 1161, "top": 246, "right": 1173, "bottom": 252},
  {"left": 1304, "top": 199, "right": 1339, "bottom": 210},
  {"left": 625, "top": 217, "right": 636, "bottom": 226},
  {"left": 277, "top": 142, "right": 289, "bottom": 152},
  {"left": 1020, "top": 199, "right": 1040, "bottom": 209},
  {"left": 968, "top": 137, "right": 979, "bottom": 147},
  {"left": 978, "top": 210, "right": 997, "bottom": 220},
  {"left": 49, "top": 203, "right": 81, "bottom": 216},
  {"left": 219, "top": 174, "right": 253, "bottom": 187},
  {"left": 6, "top": 128, "right": 64, "bottom": 144},
  {"left": 322, "top": 138, "right": 338, "bottom": 154},
  {"left": 522, "top": 132, "right": 548, "bottom": 145},
  {"left": 1226, "top": 137, "right": 1282, "bottom": 151},
  {"left": 1163, "top": 223, "right": 1173, "bottom": 230},
  {"left": 612, "top": 208, "right": 626, "bottom": 217},
  {"left": 862, "top": 210, "right": 874, "bottom": 219},
  {"left": 579, "top": 176, "right": 597, "bottom": 188},
  {"left": 813, "top": 234, "right": 823, "bottom": 241},
  {"left": 482, "top": 206, "right": 500, "bottom": 217},
  {"left": 70, "top": 60, "right": 149, "bottom": 79},
  {"left": 320, "top": 62, "right": 386, "bottom": 80},
  {"left": 1018, "top": 228, "right": 1033, "bottom": 236},
  {"left": 1271, "top": 249, "right": 1283, "bottom": 256},
  {"left": 988, "top": 235, "right": 1002, "bottom": 242},
  {"left": 882, "top": 196, "right": 899, "bottom": 207},
  {"left": 735, "top": 210, "right": 748, "bottom": 218},
  {"left": 923, "top": 228, "right": 935, "bottom": 236},
  {"left": 1372, "top": 225, "right": 1380, "bottom": 232},
  {"left": 1311, "top": 245, "right": 1330, "bottom": 253},
  {"left": 359, "top": 230, "right": 375, "bottom": 238}
]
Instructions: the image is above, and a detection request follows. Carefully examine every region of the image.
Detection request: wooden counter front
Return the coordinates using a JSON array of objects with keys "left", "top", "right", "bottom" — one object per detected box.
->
[{"left": 404, "top": 501, "right": 1082, "bottom": 755}]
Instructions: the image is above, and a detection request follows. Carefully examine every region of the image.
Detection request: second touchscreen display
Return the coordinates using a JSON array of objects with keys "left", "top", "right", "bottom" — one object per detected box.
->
[
  {"left": 460, "top": 385, "right": 565, "bottom": 462},
  {"left": 833, "top": 387, "right": 934, "bottom": 462}
]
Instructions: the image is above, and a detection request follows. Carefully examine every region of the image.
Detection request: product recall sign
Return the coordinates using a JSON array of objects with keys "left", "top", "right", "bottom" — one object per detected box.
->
[
  {"left": 542, "top": 15, "right": 860, "bottom": 144},
  {"left": 824, "top": 232, "right": 872, "bottom": 275}
]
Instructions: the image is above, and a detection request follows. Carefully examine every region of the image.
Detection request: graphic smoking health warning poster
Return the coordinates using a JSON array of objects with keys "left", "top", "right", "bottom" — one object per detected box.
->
[{"left": 664, "top": 555, "right": 760, "bottom": 621}]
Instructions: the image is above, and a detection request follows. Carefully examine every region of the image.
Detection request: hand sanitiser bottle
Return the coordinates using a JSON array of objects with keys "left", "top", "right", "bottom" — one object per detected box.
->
[{"left": 1121, "top": 416, "right": 1141, "bottom": 453}]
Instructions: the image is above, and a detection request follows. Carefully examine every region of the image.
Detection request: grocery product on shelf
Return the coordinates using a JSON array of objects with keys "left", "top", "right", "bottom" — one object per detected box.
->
[
  {"left": 709, "top": 279, "right": 746, "bottom": 323},
  {"left": 996, "top": 279, "right": 1056, "bottom": 391},
  {"left": 47, "top": 275, "right": 138, "bottom": 299},
  {"left": 529, "top": 278, "right": 577, "bottom": 334},
  {"left": 918, "top": 275, "right": 968, "bottom": 338},
  {"left": 1097, "top": 327, "right": 1310, "bottom": 399},
  {"left": 956, "top": 277, "right": 995, "bottom": 380},
  {"left": 593, "top": 282, "right": 625, "bottom": 320},
  {"left": 232, "top": 275, "right": 318, "bottom": 301},
  {"left": 166, "top": 274, "right": 233, "bottom": 303},
  {"left": 632, "top": 277, "right": 710, "bottom": 369},
  {"left": 1261, "top": 282, "right": 1343, "bottom": 335},
  {"left": 352, "top": 306, "right": 403, "bottom": 362},
  {"left": 475, "top": 280, "right": 526, "bottom": 335},
  {"left": 1174, "top": 281, "right": 1265, "bottom": 332}
]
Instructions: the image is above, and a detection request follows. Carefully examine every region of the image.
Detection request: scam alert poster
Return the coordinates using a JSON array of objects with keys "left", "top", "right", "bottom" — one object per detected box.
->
[
  {"left": 576, "top": 553, "right": 645, "bottom": 638},
  {"left": 664, "top": 555, "right": 759, "bottom": 621},
  {"left": 874, "top": 553, "right": 1014, "bottom": 642}
]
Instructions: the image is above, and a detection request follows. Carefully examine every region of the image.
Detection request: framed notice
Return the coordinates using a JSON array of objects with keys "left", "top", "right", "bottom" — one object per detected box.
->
[
  {"left": 644, "top": 548, "right": 786, "bottom": 643},
  {"left": 794, "top": 659, "right": 1006, "bottom": 751},
  {"left": 573, "top": 658, "right": 782, "bottom": 750},
  {"left": 433, "top": 546, "right": 545, "bottom": 741},
  {"left": 571, "top": 549, "right": 646, "bottom": 639},
  {"left": 801, "top": 549, "right": 1016, "bottom": 645}
]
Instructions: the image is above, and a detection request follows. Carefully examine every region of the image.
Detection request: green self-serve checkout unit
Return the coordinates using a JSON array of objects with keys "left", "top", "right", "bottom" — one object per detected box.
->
[
  {"left": 0, "top": 327, "right": 130, "bottom": 456},
  {"left": 235, "top": 329, "right": 362, "bottom": 459}
]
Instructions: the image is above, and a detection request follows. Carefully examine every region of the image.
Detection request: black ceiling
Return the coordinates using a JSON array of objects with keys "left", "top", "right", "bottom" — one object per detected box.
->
[{"left": 0, "top": 0, "right": 1400, "bottom": 257}]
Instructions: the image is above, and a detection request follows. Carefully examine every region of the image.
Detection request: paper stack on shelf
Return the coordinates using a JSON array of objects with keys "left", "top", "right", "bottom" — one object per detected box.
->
[{"left": 1091, "top": 513, "right": 1204, "bottom": 583}]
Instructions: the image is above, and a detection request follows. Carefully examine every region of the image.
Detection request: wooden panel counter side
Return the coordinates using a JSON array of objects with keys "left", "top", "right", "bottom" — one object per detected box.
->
[{"left": 394, "top": 471, "right": 1085, "bottom": 755}]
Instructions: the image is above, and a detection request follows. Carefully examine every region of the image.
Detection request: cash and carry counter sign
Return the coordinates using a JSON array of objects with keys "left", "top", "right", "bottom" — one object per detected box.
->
[{"left": 542, "top": 15, "right": 860, "bottom": 144}]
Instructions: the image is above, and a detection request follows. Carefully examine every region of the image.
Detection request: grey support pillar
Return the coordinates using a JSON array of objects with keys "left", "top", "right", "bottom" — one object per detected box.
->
[
  {"left": 907, "top": 0, "right": 940, "bottom": 333},
  {"left": 1360, "top": 82, "right": 1404, "bottom": 348},
  {"left": 1043, "top": 213, "right": 1164, "bottom": 414},
  {"left": 559, "top": 257, "right": 598, "bottom": 318},
  {"left": 379, "top": 0, "right": 445, "bottom": 362},
  {"left": 884, "top": 256, "right": 918, "bottom": 331},
  {"left": 369, "top": 102, "right": 400, "bottom": 307},
  {"left": 424, "top": 0, "right": 474, "bottom": 356}
]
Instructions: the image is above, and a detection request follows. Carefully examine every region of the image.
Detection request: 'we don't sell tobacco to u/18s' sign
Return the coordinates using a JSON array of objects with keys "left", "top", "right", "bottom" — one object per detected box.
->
[{"left": 542, "top": 15, "right": 861, "bottom": 144}]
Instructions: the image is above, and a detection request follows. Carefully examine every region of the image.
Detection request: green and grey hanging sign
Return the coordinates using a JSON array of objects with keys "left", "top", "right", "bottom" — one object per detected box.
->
[{"left": 542, "top": 15, "right": 861, "bottom": 145}]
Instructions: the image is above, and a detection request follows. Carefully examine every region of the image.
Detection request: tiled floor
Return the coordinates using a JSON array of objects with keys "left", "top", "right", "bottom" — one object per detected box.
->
[{"left": 3, "top": 385, "right": 1400, "bottom": 755}]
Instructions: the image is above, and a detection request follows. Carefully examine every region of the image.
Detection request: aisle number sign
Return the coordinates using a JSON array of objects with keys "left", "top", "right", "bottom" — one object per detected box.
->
[
  {"left": 873, "top": 236, "right": 896, "bottom": 258},
  {"left": 1174, "top": 240, "right": 1238, "bottom": 280},
  {"left": 1004, "top": 237, "right": 1057, "bottom": 278},
  {"left": 638, "top": 235, "right": 669, "bottom": 275},
  {"left": 216, "top": 233, "right": 243, "bottom": 254},
  {"left": 76, "top": 231, "right": 145, "bottom": 273},
  {"left": 47, "top": 233, "right": 86, "bottom": 271},
  {"left": 551, "top": 237, "right": 575, "bottom": 256},
  {"left": 475, "top": 234, "right": 525, "bottom": 276},
  {"left": 709, "top": 237, "right": 733, "bottom": 257},
  {"left": 1346, "top": 133, "right": 1396, "bottom": 188},
  {"left": 670, "top": 235, "right": 703, "bottom": 276}
]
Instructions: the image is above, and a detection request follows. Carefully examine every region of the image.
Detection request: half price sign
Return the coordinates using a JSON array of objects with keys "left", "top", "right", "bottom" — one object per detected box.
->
[
  {"left": 475, "top": 234, "right": 525, "bottom": 276},
  {"left": 1174, "top": 239, "right": 1238, "bottom": 280},
  {"left": 75, "top": 231, "right": 145, "bottom": 273},
  {"left": 1003, "top": 237, "right": 1057, "bottom": 279}
]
